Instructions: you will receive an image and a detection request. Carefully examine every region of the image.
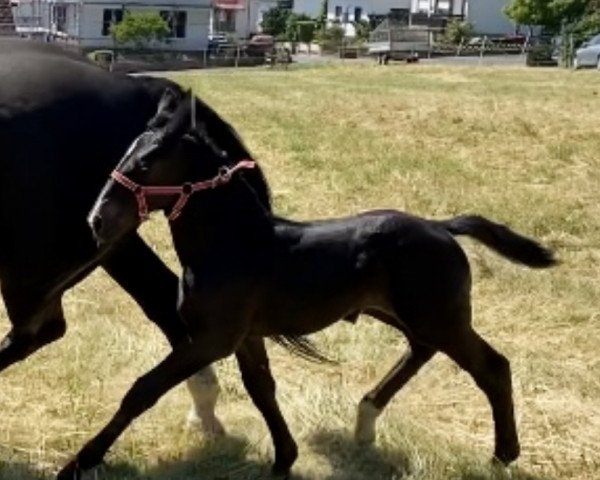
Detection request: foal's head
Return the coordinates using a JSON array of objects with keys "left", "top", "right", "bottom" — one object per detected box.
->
[{"left": 89, "top": 89, "right": 270, "bottom": 244}]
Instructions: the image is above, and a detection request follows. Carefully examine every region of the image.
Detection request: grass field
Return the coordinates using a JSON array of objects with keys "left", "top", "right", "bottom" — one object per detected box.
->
[{"left": 1, "top": 63, "right": 599, "bottom": 480}]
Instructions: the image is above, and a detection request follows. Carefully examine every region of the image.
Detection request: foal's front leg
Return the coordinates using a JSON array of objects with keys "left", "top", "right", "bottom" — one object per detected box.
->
[
  {"left": 56, "top": 336, "right": 238, "bottom": 480},
  {"left": 236, "top": 337, "right": 298, "bottom": 475}
]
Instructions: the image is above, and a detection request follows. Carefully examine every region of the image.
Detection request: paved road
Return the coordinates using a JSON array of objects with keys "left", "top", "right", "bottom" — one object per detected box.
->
[
  {"left": 421, "top": 53, "right": 527, "bottom": 67},
  {"left": 293, "top": 52, "right": 529, "bottom": 68}
]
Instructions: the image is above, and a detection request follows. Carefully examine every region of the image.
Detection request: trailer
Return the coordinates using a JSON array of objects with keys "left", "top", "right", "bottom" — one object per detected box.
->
[{"left": 368, "top": 18, "right": 430, "bottom": 64}]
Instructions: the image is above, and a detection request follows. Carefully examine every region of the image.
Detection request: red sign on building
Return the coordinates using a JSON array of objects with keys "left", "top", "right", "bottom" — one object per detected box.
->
[{"left": 214, "top": 0, "right": 246, "bottom": 9}]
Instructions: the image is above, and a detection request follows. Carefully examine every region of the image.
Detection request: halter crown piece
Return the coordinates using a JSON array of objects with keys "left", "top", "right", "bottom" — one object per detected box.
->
[{"left": 190, "top": 94, "right": 196, "bottom": 129}]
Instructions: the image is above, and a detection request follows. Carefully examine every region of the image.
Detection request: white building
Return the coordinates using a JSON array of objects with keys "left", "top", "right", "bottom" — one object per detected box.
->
[
  {"left": 292, "top": 0, "right": 516, "bottom": 36},
  {"left": 13, "top": 0, "right": 211, "bottom": 50},
  {"left": 209, "top": 0, "right": 518, "bottom": 41},
  {"left": 295, "top": 0, "right": 410, "bottom": 22},
  {"left": 466, "top": 0, "right": 515, "bottom": 35},
  {"left": 411, "top": 0, "right": 465, "bottom": 16},
  {"left": 212, "top": 0, "right": 276, "bottom": 39}
]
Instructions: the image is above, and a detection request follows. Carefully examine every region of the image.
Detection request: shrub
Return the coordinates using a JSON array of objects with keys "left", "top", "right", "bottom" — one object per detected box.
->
[{"left": 110, "top": 12, "right": 170, "bottom": 48}]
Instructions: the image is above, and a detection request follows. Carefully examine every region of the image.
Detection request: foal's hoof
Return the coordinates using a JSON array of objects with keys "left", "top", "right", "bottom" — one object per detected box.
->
[
  {"left": 271, "top": 462, "right": 291, "bottom": 478},
  {"left": 493, "top": 442, "right": 520, "bottom": 466},
  {"left": 56, "top": 460, "right": 81, "bottom": 480}
]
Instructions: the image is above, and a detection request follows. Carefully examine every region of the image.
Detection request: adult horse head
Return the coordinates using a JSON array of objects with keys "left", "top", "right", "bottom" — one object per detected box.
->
[{"left": 0, "top": 39, "right": 226, "bottom": 457}]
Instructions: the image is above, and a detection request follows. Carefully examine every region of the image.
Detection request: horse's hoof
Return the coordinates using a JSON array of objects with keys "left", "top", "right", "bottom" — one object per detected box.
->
[
  {"left": 186, "top": 409, "right": 226, "bottom": 437},
  {"left": 56, "top": 460, "right": 81, "bottom": 480},
  {"left": 354, "top": 399, "right": 381, "bottom": 444}
]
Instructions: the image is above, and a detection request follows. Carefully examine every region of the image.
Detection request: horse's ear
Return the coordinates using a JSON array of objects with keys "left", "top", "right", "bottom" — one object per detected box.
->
[
  {"left": 156, "top": 87, "right": 180, "bottom": 115},
  {"left": 147, "top": 88, "right": 180, "bottom": 129}
]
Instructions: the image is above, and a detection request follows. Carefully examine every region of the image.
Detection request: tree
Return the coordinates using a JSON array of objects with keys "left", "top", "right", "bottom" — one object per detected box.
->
[
  {"left": 286, "top": 12, "right": 312, "bottom": 42},
  {"left": 504, "top": 0, "right": 591, "bottom": 33},
  {"left": 297, "top": 20, "right": 317, "bottom": 49},
  {"left": 110, "top": 11, "right": 170, "bottom": 48},
  {"left": 261, "top": 6, "right": 290, "bottom": 37}
]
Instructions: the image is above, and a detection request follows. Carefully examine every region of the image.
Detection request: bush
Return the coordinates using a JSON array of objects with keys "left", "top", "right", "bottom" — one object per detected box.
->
[
  {"left": 444, "top": 19, "right": 474, "bottom": 45},
  {"left": 354, "top": 19, "right": 372, "bottom": 43},
  {"left": 110, "top": 12, "right": 170, "bottom": 48},
  {"left": 316, "top": 24, "right": 345, "bottom": 53}
]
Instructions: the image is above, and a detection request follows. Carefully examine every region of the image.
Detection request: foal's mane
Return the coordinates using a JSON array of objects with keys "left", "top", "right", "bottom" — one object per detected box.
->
[{"left": 178, "top": 90, "right": 273, "bottom": 213}]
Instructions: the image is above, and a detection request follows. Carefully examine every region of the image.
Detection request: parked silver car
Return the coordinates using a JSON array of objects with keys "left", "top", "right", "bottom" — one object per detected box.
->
[{"left": 574, "top": 34, "right": 600, "bottom": 68}]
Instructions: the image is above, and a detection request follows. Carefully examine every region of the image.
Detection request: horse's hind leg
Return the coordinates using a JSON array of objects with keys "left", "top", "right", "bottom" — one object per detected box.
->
[
  {"left": 236, "top": 337, "right": 297, "bottom": 475},
  {"left": 102, "top": 233, "right": 224, "bottom": 436},
  {"left": 439, "top": 326, "right": 519, "bottom": 465},
  {"left": 355, "top": 338, "right": 435, "bottom": 444}
]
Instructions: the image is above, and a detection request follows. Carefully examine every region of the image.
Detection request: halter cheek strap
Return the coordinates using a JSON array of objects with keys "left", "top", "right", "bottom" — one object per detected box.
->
[{"left": 110, "top": 159, "right": 256, "bottom": 222}]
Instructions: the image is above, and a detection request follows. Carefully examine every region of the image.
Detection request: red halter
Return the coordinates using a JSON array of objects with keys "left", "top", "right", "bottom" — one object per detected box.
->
[{"left": 110, "top": 159, "right": 256, "bottom": 221}]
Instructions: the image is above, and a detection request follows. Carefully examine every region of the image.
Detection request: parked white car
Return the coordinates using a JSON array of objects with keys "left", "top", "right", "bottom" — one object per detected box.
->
[{"left": 574, "top": 34, "right": 600, "bottom": 68}]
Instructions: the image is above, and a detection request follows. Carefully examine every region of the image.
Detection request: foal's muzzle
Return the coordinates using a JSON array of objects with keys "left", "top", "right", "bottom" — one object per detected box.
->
[{"left": 88, "top": 184, "right": 139, "bottom": 246}]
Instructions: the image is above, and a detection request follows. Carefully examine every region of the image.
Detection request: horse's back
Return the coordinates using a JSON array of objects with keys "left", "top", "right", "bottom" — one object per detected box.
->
[{"left": 0, "top": 41, "right": 171, "bottom": 284}]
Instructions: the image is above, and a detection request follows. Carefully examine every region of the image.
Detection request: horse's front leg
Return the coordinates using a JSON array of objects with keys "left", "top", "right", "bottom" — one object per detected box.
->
[
  {"left": 101, "top": 233, "right": 225, "bottom": 436},
  {"left": 236, "top": 337, "right": 298, "bottom": 476},
  {"left": 56, "top": 332, "right": 240, "bottom": 480}
]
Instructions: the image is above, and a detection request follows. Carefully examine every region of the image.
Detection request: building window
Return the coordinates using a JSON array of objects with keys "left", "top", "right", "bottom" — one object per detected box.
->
[
  {"left": 52, "top": 4, "right": 67, "bottom": 32},
  {"left": 417, "top": 0, "right": 430, "bottom": 13},
  {"left": 334, "top": 6, "right": 342, "bottom": 20},
  {"left": 102, "top": 8, "right": 123, "bottom": 36},
  {"left": 436, "top": 0, "right": 450, "bottom": 14},
  {"left": 160, "top": 10, "right": 187, "bottom": 38},
  {"left": 354, "top": 7, "right": 362, "bottom": 22}
]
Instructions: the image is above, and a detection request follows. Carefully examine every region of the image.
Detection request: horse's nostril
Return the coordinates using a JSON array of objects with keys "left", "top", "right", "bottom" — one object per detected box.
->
[{"left": 91, "top": 215, "right": 103, "bottom": 234}]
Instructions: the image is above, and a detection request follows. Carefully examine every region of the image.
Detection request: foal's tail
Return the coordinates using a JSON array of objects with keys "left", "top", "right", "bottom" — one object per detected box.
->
[
  {"left": 438, "top": 215, "right": 557, "bottom": 268},
  {"left": 271, "top": 335, "right": 336, "bottom": 364}
]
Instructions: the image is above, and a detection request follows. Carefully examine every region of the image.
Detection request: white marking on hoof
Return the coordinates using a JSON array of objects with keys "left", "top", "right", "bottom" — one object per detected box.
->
[
  {"left": 186, "top": 367, "right": 226, "bottom": 437},
  {"left": 355, "top": 399, "right": 382, "bottom": 444}
]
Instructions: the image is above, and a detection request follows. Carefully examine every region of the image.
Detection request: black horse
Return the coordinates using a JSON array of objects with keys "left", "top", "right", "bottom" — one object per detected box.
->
[
  {"left": 80, "top": 90, "right": 556, "bottom": 479},
  {"left": 0, "top": 39, "right": 224, "bottom": 437}
]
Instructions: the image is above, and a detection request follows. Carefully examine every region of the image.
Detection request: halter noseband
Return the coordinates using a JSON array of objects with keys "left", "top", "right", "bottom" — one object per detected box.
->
[{"left": 110, "top": 159, "right": 256, "bottom": 221}]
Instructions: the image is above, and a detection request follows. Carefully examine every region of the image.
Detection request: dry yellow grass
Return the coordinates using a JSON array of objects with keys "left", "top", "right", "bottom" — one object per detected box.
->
[{"left": 1, "top": 63, "right": 599, "bottom": 480}]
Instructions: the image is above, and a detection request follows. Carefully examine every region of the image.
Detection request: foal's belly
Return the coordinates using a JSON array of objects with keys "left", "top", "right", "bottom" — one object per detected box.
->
[{"left": 250, "top": 277, "right": 381, "bottom": 337}]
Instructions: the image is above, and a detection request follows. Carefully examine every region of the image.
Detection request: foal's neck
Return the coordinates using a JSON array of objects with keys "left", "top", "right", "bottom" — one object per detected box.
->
[{"left": 169, "top": 194, "right": 275, "bottom": 268}]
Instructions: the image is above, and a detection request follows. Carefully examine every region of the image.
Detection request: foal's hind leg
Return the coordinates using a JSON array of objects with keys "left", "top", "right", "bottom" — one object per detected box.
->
[
  {"left": 355, "top": 341, "right": 435, "bottom": 444},
  {"left": 439, "top": 327, "right": 519, "bottom": 464},
  {"left": 236, "top": 337, "right": 297, "bottom": 475}
]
